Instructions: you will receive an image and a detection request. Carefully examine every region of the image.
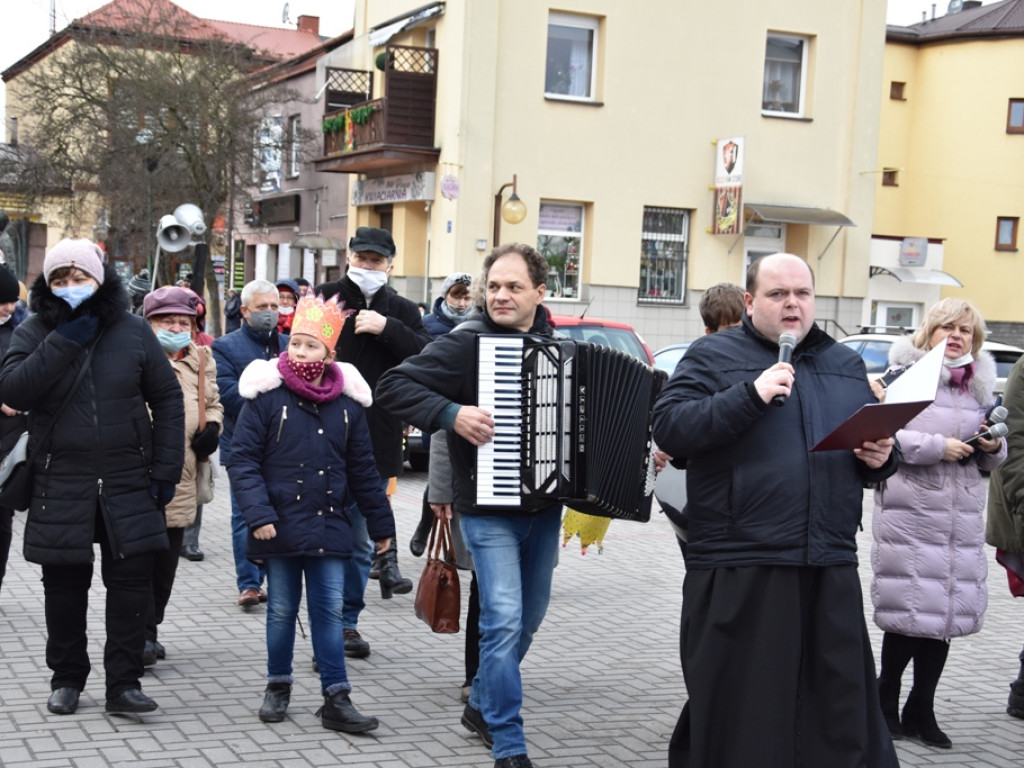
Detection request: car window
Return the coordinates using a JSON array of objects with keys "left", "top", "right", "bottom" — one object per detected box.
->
[
  {"left": 990, "top": 350, "right": 1023, "bottom": 380},
  {"left": 557, "top": 326, "right": 647, "bottom": 362},
  {"left": 654, "top": 346, "right": 688, "bottom": 374},
  {"left": 859, "top": 341, "right": 893, "bottom": 374}
]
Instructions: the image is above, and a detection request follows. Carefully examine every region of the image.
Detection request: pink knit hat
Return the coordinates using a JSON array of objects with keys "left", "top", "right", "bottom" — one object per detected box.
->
[{"left": 42, "top": 239, "right": 106, "bottom": 285}]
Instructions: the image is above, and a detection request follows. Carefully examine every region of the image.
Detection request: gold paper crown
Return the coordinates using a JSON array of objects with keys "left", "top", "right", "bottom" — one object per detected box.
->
[{"left": 291, "top": 295, "right": 345, "bottom": 352}]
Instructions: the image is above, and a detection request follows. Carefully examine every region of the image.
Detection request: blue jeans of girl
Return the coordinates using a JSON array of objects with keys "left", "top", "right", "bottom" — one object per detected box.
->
[{"left": 264, "top": 556, "right": 350, "bottom": 695}]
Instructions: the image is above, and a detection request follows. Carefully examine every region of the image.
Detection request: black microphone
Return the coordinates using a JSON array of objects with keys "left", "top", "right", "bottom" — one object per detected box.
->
[
  {"left": 958, "top": 421, "right": 1009, "bottom": 464},
  {"left": 772, "top": 332, "right": 797, "bottom": 407},
  {"left": 986, "top": 403, "right": 1008, "bottom": 425},
  {"left": 964, "top": 421, "right": 1008, "bottom": 447}
]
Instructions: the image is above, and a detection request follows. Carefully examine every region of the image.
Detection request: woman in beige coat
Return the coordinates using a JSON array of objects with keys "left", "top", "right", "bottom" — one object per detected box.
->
[{"left": 142, "top": 287, "right": 223, "bottom": 664}]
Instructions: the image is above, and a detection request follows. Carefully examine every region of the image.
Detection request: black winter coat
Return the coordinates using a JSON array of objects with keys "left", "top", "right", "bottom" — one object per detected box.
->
[
  {"left": 0, "top": 267, "right": 184, "bottom": 565},
  {"left": 228, "top": 364, "right": 395, "bottom": 560},
  {"left": 316, "top": 278, "right": 431, "bottom": 477},
  {"left": 211, "top": 322, "right": 285, "bottom": 466},
  {"left": 0, "top": 304, "right": 28, "bottom": 460},
  {"left": 422, "top": 295, "right": 458, "bottom": 338},
  {"left": 651, "top": 316, "right": 897, "bottom": 570},
  {"left": 376, "top": 306, "right": 557, "bottom": 518}
]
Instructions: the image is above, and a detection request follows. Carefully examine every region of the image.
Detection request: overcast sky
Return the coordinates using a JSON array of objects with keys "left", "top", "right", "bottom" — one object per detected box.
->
[{"left": 0, "top": 0, "right": 996, "bottom": 142}]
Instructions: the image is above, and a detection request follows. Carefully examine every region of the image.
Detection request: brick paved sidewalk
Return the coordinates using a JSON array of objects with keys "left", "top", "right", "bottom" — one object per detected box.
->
[{"left": 1, "top": 469, "right": 1023, "bottom": 766}]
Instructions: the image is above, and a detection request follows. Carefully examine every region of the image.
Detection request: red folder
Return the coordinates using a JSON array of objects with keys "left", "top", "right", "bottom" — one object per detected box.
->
[
  {"left": 810, "top": 400, "right": 931, "bottom": 451},
  {"left": 811, "top": 339, "right": 945, "bottom": 452}
]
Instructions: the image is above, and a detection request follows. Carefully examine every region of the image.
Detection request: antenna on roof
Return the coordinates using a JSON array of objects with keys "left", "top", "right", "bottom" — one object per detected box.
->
[
  {"left": 50, "top": 0, "right": 56, "bottom": 36},
  {"left": 281, "top": 2, "right": 291, "bottom": 24}
]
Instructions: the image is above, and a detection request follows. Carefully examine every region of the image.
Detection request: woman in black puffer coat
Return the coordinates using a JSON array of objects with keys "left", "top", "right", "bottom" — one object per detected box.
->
[{"left": 0, "top": 239, "right": 184, "bottom": 717}]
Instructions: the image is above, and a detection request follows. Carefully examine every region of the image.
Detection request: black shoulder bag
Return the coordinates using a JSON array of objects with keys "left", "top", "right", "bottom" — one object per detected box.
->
[{"left": 0, "top": 331, "right": 104, "bottom": 511}]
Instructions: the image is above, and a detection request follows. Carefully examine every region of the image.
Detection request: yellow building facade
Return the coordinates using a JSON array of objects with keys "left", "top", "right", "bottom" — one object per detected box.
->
[
  {"left": 874, "top": 1, "right": 1024, "bottom": 340},
  {"left": 317, "top": 0, "right": 888, "bottom": 350}
]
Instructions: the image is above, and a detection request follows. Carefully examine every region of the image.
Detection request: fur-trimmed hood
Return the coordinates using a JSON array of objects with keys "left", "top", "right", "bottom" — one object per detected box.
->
[
  {"left": 238, "top": 357, "right": 373, "bottom": 407},
  {"left": 889, "top": 335, "right": 998, "bottom": 406},
  {"left": 29, "top": 263, "right": 129, "bottom": 330}
]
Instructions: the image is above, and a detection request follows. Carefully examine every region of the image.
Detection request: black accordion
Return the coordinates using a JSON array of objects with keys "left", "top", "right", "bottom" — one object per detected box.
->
[{"left": 476, "top": 334, "right": 668, "bottom": 522}]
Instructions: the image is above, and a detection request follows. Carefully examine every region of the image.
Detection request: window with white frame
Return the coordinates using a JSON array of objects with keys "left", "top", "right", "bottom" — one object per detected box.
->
[
  {"left": 537, "top": 202, "right": 584, "bottom": 299},
  {"left": 762, "top": 33, "right": 808, "bottom": 117},
  {"left": 287, "top": 115, "right": 301, "bottom": 178},
  {"left": 638, "top": 207, "right": 689, "bottom": 303},
  {"left": 545, "top": 13, "right": 598, "bottom": 100}
]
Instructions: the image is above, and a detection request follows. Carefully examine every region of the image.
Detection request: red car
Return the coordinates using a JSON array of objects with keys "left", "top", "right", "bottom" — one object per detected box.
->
[{"left": 549, "top": 314, "right": 655, "bottom": 365}]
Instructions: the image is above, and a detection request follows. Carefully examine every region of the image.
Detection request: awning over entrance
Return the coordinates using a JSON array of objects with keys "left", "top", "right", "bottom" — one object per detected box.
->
[
  {"left": 292, "top": 236, "right": 346, "bottom": 251},
  {"left": 745, "top": 203, "right": 855, "bottom": 227},
  {"left": 869, "top": 265, "right": 963, "bottom": 287},
  {"left": 729, "top": 202, "right": 855, "bottom": 260}
]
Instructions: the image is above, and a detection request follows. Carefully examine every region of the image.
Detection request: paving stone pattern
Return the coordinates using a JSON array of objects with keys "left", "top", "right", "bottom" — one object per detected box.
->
[{"left": 1, "top": 468, "right": 1023, "bottom": 766}]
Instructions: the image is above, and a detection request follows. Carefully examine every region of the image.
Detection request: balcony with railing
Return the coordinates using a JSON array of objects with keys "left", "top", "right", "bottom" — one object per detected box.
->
[{"left": 315, "top": 45, "right": 440, "bottom": 173}]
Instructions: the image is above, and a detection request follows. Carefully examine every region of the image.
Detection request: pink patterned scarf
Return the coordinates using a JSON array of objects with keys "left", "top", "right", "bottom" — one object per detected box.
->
[{"left": 276, "top": 352, "right": 346, "bottom": 404}]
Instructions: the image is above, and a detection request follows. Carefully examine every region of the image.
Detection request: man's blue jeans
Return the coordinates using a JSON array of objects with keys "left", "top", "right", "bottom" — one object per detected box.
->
[
  {"left": 341, "top": 476, "right": 388, "bottom": 630},
  {"left": 460, "top": 506, "right": 562, "bottom": 760},
  {"left": 231, "top": 490, "right": 264, "bottom": 593},
  {"left": 264, "top": 556, "right": 350, "bottom": 694},
  {"left": 341, "top": 510, "right": 371, "bottom": 629}
]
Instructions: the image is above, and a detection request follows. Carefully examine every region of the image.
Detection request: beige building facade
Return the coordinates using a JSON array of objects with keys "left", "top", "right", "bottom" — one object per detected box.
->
[{"left": 314, "top": 0, "right": 888, "bottom": 351}]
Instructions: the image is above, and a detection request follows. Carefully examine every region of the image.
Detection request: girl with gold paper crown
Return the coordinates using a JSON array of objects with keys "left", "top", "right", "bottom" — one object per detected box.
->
[{"left": 229, "top": 295, "right": 396, "bottom": 733}]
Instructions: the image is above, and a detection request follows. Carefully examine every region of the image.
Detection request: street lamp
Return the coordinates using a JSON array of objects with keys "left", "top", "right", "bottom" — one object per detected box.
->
[
  {"left": 493, "top": 174, "right": 527, "bottom": 247},
  {"left": 135, "top": 128, "right": 158, "bottom": 273}
]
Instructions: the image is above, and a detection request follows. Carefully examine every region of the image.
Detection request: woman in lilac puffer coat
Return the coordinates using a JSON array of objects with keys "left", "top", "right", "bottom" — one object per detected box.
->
[{"left": 872, "top": 298, "right": 1007, "bottom": 750}]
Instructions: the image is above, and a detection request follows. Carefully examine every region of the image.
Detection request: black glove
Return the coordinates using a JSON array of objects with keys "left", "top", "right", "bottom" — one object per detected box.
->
[
  {"left": 55, "top": 315, "right": 99, "bottom": 346},
  {"left": 150, "top": 480, "right": 176, "bottom": 509},
  {"left": 190, "top": 422, "right": 220, "bottom": 458}
]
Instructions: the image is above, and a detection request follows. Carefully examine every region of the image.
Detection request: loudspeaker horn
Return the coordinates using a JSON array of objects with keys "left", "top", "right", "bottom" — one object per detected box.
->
[
  {"left": 173, "top": 203, "right": 207, "bottom": 237},
  {"left": 156, "top": 214, "right": 191, "bottom": 253}
]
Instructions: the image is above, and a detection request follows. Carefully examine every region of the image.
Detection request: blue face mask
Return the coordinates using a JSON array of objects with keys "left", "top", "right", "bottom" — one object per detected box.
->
[
  {"left": 156, "top": 329, "right": 191, "bottom": 354},
  {"left": 53, "top": 285, "right": 95, "bottom": 310}
]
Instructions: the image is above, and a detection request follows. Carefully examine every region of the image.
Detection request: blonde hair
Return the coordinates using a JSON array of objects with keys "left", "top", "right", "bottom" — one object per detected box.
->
[{"left": 912, "top": 297, "right": 986, "bottom": 356}]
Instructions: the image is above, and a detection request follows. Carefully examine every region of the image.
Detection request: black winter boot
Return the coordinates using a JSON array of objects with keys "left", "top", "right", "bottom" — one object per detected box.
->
[
  {"left": 374, "top": 539, "right": 413, "bottom": 599},
  {"left": 409, "top": 490, "right": 434, "bottom": 557},
  {"left": 1009, "top": 648, "right": 1024, "bottom": 718},
  {"left": 258, "top": 682, "right": 291, "bottom": 723},
  {"left": 317, "top": 690, "right": 379, "bottom": 733},
  {"left": 1009, "top": 681, "right": 1024, "bottom": 719},
  {"left": 877, "top": 678, "right": 903, "bottom": 740},
  {"left": 901, "top": 691, "right": 952, "bottom": 749}
]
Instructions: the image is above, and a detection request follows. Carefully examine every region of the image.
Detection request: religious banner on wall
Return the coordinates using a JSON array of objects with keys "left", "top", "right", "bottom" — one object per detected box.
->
[
  {"left": 256, "top": 117, "right": 284, "bottom": 195},
  {"left": 712, "top": 136, "right": 744, "bottom": 235}
]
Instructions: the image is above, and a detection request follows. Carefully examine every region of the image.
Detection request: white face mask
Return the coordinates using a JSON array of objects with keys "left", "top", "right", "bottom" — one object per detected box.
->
[
  {"left": 279, "top": 306, "right": 295, "bottom": 316},
  {"left": 347, "top": 266, "right": 388, "bottom": 299}
]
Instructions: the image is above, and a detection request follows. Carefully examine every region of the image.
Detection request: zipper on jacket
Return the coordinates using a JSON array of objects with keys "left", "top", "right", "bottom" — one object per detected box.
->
[
  {"left": 344, "top": 409, "right": 349, "bottom": 450},
  {"left": 97, "top": 478, "right": 125, "bottom": 559},
  {"left": 276, "top": 405, "right": 288, "bottom": 442}
]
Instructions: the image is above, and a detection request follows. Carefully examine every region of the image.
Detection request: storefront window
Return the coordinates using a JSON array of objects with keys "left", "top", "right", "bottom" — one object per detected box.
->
[{"left": 537, "top": 202, "right": 583, "bottom": 299}]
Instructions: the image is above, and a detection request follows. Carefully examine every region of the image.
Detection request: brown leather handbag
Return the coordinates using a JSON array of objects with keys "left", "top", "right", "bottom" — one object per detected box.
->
[{"left": 413, "top": 515, "right": 461, "bottom": 633}]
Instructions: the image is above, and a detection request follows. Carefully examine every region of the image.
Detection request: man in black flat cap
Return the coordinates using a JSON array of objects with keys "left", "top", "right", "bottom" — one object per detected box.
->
[{"left": 316, "top": 227, "right": 431, "bottom": 658}]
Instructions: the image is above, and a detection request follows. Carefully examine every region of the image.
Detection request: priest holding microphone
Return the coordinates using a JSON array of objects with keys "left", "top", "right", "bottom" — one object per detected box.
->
[{"left": 653, "top": 253, "right": 901, "bottom": 768}]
